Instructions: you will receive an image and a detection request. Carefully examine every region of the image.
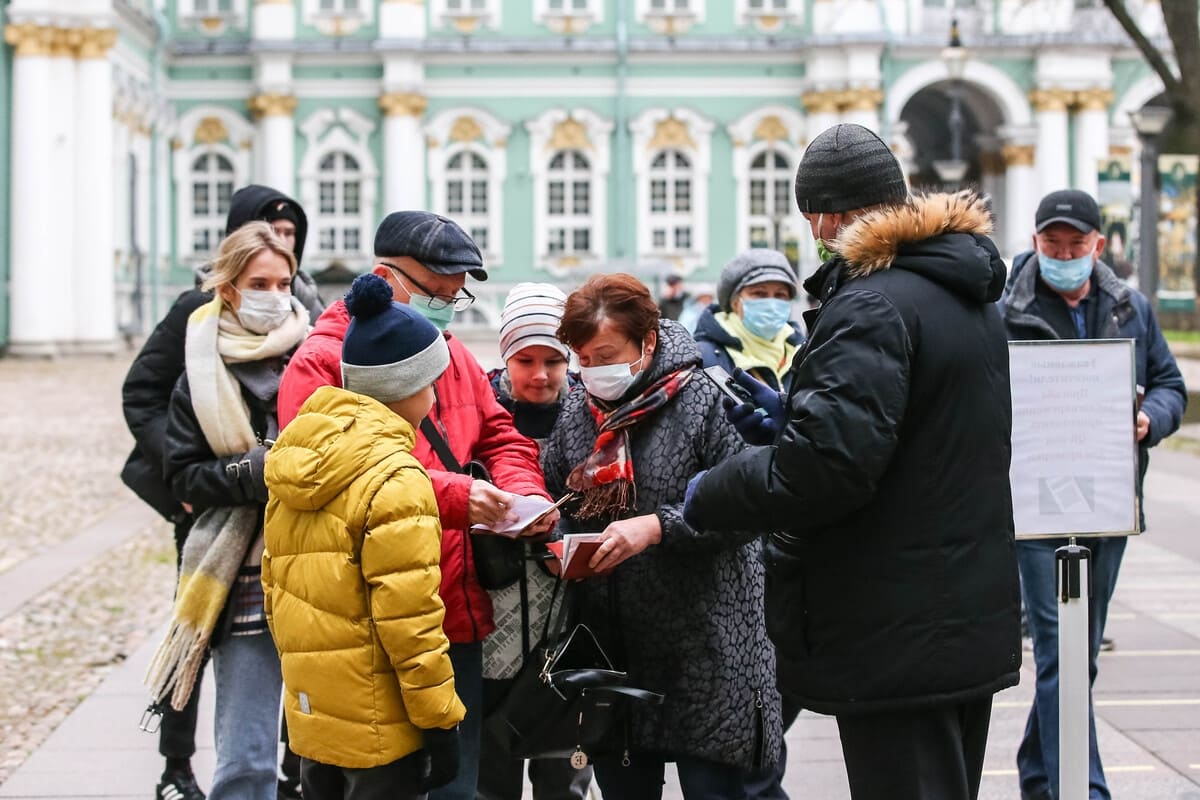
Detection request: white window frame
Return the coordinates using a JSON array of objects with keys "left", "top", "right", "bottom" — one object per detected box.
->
[
  {"left": 431, "top": 0, "right": 501, "bottom": 32},
  {"left": 426, "top": 108, "right": 511, "bottom": 267},
  {"left": 526, "top": 108, "right": 613, "bottom": 277},
  {"left": 735, "top": 0, "right": 801, "bottom": 31},
  {"left": 534, "top": 0, "right": 603, "bottom": 34},
  {"left": 629, "top": 107, "right": 714, "bottom": 274},
  {"left": 298, "top": 108, "right": 379, "bottom": 270},
  {"left": 179, "top": 0, "right": 247, "bottom": 33},
  {"left": 172, "top": 106, "right": 254, "bottom": 262},
  {"left": 301, "top": 0, "right": 374, "bottom": 35},
  {"left": 636, "top": 0, "right": 704, "bottom": 33},
  {"left": 314, "top": 151, "right": 367, "bottom": 257},
  {"left": 727, "top": 106, "right": 813, "bottom": 276},
  {"left": 188, "top": 151, "right": 238, "bottom": 257}
]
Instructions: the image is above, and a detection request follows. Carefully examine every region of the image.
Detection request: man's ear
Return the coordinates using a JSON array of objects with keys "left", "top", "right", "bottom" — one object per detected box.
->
[{"left": 1093, "top": 234, "right": 1107, "bottom": 261}]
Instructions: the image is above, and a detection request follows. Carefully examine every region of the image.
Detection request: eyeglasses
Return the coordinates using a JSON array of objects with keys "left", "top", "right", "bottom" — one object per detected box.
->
[{"left": 382, "top": 263, "right": 476, "bottom": 312}]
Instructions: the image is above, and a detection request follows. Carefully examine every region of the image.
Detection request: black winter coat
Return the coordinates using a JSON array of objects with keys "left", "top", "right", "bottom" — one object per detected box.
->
[
  {"left": 689, "top": 193, "right": 1021, "bottom": 716},
  {"left": 540, "top": 321, "right": 783, "bottom": 770}
]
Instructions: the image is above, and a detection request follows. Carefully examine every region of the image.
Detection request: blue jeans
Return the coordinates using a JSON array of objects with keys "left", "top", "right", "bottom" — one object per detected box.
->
[
  {"left": 593, "top": 753, "right": 746, "bottom": 800},
  {"left": 211, "top": 631, "right": 283, "bottom": 800},
  {"left": 429, "top": 641, "right": 482, "bottom": 800},
  {"left": 1016, "top": 536, "right": 1127, "bottom": 800}
]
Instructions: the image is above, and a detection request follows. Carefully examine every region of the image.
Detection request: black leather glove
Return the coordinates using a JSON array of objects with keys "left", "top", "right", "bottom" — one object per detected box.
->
[{"left": 419, "top": 726, "right": 460, "bottom": 791}]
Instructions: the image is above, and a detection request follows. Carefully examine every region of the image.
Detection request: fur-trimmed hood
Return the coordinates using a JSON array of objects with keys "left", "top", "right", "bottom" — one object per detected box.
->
[{"left": 830, "top": 191, "right": 1006, "bottom": 304}]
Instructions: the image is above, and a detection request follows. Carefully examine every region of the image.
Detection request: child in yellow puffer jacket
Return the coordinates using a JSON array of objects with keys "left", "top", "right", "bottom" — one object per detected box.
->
[{"left": 264, "top": 273, "right": 463, "bottom": 800}]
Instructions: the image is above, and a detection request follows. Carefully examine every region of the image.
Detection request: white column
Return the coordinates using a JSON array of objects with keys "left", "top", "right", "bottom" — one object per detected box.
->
[
  {"left": 802, "top": 90, "right": 841, "bottom": 141},
  {"left": 1003, "top": 142, "right": 1038, "bottom": 258},
  {"left": 380, "top": 0, "right": 427, "bottom": 37},
  {"left": 5, "top": 25, "right": 63, "bottom": 354},
  {"left": 1072, "top": 89, "right": 1113, "bottom": 199},
  {"left": 838, "top": 87, "right": 884, "bottom": 132},
  {"left": 249, "top": 94, "right": 297, "bottom": 193},
  {"left": 73, "top": 28, "right": 118, "bottom": 352},
  {"left": 379, "top": 91, "right": 428, "bottom": 212},
  {"left": 1032, "top": 88, "right": 1072, "bottom": 198},
  {"left": 254, "top": 0, "right": 296, "bottom": 39}
]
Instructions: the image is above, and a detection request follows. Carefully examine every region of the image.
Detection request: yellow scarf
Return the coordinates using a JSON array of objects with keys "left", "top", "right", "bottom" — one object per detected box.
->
[{"left": 715, "top": 311, "right": 798, "bottom": 386}]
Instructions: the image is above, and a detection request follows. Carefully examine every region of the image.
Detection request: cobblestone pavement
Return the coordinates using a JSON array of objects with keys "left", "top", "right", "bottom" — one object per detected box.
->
[{"left": 0, "top": 353, "right": 177, "bottom": 784}]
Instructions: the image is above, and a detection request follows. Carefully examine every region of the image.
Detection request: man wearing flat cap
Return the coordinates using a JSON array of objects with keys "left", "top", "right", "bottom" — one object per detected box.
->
[
  {"left": 685, "top": 123, "right": 1021, "bottom": 800},
  {"left": 278, "top": 211, "right": 556, "bottom": 800},
  {"left": 1000, "top": 189, "right": 1186, "bottom": 800}
]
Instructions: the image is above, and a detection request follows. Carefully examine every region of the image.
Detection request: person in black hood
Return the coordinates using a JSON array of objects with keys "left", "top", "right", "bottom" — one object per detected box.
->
[
  {"left": 121, "top": 184, "right": 321, "bottom": 800},
  {"left": 684, "top": 124, "right": 1020, "bottom": 800}
]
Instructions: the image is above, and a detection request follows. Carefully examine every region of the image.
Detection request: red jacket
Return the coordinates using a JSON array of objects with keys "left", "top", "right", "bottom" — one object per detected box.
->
[{"left": 278, "top": 300, "right": 549, "bottom": 643}]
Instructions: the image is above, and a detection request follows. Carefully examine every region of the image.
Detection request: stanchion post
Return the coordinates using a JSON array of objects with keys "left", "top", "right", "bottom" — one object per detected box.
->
[{"left": 1056, "top": 537, "right": 1092, "bottom": 800}]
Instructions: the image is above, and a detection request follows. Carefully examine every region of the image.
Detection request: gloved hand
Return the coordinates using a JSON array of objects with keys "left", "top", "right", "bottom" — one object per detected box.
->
[
  {"left": 419, "top": 726, "right": 460, "bottom": 791},
  {"left": 683, "top": 470, "right": 707, "bottom": 530},
  {"left": 723, "top": 368, "right": 785, "bottom": 446}
]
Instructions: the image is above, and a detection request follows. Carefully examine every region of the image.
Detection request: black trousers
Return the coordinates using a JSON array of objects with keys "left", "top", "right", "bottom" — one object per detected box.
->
[
  {"left": 159, "top": 516, "right": 204, "bottom": 761},
  {"left": 836, "top": 696, "right": 993, "bottom": 800},
  {"left": 301, "top": 753, "right": 426, "bottom": 800}
]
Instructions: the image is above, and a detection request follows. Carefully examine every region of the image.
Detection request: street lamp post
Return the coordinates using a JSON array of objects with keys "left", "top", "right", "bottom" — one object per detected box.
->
[
  {"left": 1129, "top": 105, "right": 1173, "bottom": 306},
  {"left": 933, "top": 19, "right": 970, "bottom": 188}
]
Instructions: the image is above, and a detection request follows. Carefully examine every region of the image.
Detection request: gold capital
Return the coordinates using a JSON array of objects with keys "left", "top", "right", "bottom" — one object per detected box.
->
[
  {"left": 247, "top": 93, "right": 297, "bottom": 119},
  {"left": 4, "top": 23, "right": 55, "bottom": 56},
  {"left": 1073, "top": 88, "right": 1114, "bottom": 112},
  {"left": 801, "top": 89, "right": 841, "bottom": 114},
  {"left": 76, "top": 27, "right": 118, "bottom": 59},
  {"left": 1002, "top": 144, "right": 1035, "bottom": 167},
  {"left": 379, "top": 91, "right": 427, "bottom": 117},
  {"left": 1109, "top": 144, "right": 1134, "bottom": 157},
  {"left": 1029, "top": 88, "right": 1074, "bottom": 112},
  {"left": 839, "top": 87, "right": 884, "bottom": 112}
]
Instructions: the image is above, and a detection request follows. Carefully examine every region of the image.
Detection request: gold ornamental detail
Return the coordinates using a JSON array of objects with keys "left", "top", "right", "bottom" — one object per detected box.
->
[
  {"left": 647, "top": 116, "right": 697, "bottom": 152},
  {"left": 753, "top": 115, "right": 789, "bottom": 143},
  {"left": 801, "top": 89, "right": 841, "bottom": 114},
  {"left": 839, "top": 87, "right": 884, "bottom": 112},
  {"left": 548, "top": 117, "right": 592, "bottom": 151},
  {"left": 4, "top": 24, "right": 117, "bottom": 58},
  {"left": 449, "top": 116, "right": 484, "bottom": 143},
  {"left": 1002, "top": 144, "right": 1035, "bottom": 167},
  {"left": 1029, "top": 88, "right": 1074, "bottom": 112},
  {"left": 379, "top": 91, "right": 428, "bottom": 117},
  {"left": 195, "top": 116, "right": 230, "bottom": 145},
  {"left": 4, "top": 23, "right": 54, "bottom": 56},
  {"left": 1109, "top": 144, "right": 1134, "bottom": 157},
  {"left": 1074, "top": 88, "right": 1114, "bottom": 112},
  {"left": 247, "top": 93, "right": 297, "bottom": 119},
  {"left": 76, "top": 27, "right": 117, "bottom": 58}
]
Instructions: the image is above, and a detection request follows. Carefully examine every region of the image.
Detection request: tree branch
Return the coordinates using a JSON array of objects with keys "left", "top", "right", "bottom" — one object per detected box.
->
[
  {"left": 1160, "top": 0, "right": 1200, "bottom": 119},
  {"left": 1101, "top": 0, "right": 1183, "bottom": 99}
]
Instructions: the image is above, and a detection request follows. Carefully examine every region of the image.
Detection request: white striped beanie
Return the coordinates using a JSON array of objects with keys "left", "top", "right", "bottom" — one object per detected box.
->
[{"left": 499, "top": 283, "right": 570, "bottom": 363}]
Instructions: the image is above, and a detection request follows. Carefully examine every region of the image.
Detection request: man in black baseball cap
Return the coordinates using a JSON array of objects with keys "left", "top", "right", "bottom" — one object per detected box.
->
[{"left": 1034, "top": 188, "right": 1102, "bottom": 234}]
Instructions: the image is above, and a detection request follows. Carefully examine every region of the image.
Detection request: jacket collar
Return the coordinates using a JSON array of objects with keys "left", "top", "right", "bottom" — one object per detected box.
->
[{"left": 1004, "top": 254, "right": 1135, "bottom": 336}]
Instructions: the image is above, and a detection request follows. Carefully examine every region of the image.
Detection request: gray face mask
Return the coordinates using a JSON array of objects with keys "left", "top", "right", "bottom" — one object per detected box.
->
[{"left": 236, "top": 289, "right": 293, "bottom": 334}]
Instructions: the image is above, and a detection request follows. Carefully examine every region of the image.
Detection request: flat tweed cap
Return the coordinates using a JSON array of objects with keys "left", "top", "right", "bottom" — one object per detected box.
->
[
  {"left": 794, "top": 123, "right": 909, "bottom": 214},
  {"left": 374, "top": 211, "right": 487, "bottom": 281}
]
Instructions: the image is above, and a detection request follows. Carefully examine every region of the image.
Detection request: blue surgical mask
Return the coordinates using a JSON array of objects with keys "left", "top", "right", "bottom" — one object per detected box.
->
[
  {"left": 1038, "top": 254, "right": 1094, "bottom": 293},
  {"left": 741, "top": 298, "right": 792, "bottom": 340},
  {"left": 406, "top": 293, "right": 456, "bottom": 332}
]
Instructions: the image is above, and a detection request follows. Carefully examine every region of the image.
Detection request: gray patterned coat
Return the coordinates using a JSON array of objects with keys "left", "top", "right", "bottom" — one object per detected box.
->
[{"left": 541, "top": 320, "right": 783, "bottom": 770}]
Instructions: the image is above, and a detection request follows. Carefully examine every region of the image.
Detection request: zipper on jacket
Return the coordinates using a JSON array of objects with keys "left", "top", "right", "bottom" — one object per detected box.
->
[{"left": 752, "top": 687, "right": 768, "bottom": 769}]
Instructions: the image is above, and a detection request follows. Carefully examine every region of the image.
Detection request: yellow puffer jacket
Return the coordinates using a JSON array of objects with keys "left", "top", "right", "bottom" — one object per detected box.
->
[{"left": 263, "top": 385, "right": 466, "bottom": 769}]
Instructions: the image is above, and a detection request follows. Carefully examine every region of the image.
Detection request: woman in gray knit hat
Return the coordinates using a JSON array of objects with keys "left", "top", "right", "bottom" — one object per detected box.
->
[{"left": 693, "top": 249, "right": 805, "bottom": 392}]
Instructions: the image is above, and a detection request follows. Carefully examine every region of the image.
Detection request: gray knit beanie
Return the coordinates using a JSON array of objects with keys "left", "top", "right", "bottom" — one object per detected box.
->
[
  {"left": 794, "top": 123, "right": 908, "bottom": 214},
  {"left": 717, "top": 249, "right": 798, "bottom": 313}
]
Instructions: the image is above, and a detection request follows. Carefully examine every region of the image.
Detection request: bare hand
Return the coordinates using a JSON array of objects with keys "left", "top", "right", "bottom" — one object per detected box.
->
[
  {"left": 588, "top": 514, "right": 662, "bottom": 573},
  {"left": 468, "top": 480, "right": 518, "bottom": 530},
  {"left": 1136, "top": 410, "right": 1150, "bottom": 443},
  {"left": 522, "top": 506, "right": 560, "bottom": 538},
  {"left": 181, "top": 502, "right": 193, "bottom": 514}
]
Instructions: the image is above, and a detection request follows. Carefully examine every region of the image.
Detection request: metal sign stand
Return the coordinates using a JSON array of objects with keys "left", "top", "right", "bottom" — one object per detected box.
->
[{"left": 1057, "top": 537, "right": 1092, "bottom": 800}]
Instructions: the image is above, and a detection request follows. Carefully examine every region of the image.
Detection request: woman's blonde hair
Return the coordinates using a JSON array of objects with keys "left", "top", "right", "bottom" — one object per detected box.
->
[{"left": 201, "top": 221, "right": 297, "bottom": 292}]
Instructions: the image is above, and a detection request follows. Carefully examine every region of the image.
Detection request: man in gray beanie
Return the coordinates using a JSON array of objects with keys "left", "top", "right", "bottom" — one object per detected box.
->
[{"left": 685, "top": 123, "right": 1021, "bottom": 800}]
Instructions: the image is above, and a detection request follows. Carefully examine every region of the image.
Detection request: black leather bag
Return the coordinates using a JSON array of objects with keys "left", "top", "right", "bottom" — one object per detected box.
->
[
  {"left": 484, "top": 581, "right": 664, "bottom": 762},
  {"left": 418, "top": 418, "right": 526, "bottom": 591}
]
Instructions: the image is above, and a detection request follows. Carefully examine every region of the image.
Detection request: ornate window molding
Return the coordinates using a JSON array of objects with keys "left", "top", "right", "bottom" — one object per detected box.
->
[
  {"left": 736, "top": 0, "right": 801, "bottom": 32},
  {"left": 636, "top": 0, "right": 704, "bottom": 35},
  {"left": 298, "top": 108, "right": 379, "bottom": 269},
  {"left": 179, "top": 0, "right": 248, "bottom": 35},
  {"left": 426, "top": 108, "right": 511, "bottom": 267},
  {"left": 301, "top": 0, "right": 374, "bottom": 36},
  {"left": 431, "top": 0, "right": 501, "bottom": 33},
  {"left": 534, "top": 0, "right": 603, "bottom": 34},
  {"left": 630, "top": 108, "right": 713, "bottom": 274},
  {"left": 172, "top": 106, "right": 255, "bottom": 262},
  {"left": 526, "top": 108, "right": 613, "bottom": 277},
  {"left": 727, "top": 105, "right": 811, "bottom": 274}
]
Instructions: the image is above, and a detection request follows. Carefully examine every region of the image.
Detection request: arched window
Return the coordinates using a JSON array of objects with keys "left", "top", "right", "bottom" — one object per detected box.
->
[
  {"left": 648, "top": 149, "right": 694, "bottom": 253},
  {"left": 547, "top": 150, "right": 593, "bottom": 255},
  {"left": 316, "top": 151, "right": 364, "bottom": 255},
  {"left": 747, "top": 147, "right": 792, "bottom": 249},
  {"left": 190, "top": 152, "right": 235, "bottom": 254},
  {"left": 446, "top": 150, "right": 491, "bottom": 252}
]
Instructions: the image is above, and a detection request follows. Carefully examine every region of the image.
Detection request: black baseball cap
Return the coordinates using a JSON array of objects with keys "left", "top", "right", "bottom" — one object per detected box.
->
[{"left": 1035, "top": 189, "right": 1101, "bottom": 234}]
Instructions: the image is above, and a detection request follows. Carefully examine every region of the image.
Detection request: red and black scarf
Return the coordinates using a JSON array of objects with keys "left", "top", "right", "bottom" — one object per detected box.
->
[{"left": 567, "top": 367, "right": 694, "bottom": 519}]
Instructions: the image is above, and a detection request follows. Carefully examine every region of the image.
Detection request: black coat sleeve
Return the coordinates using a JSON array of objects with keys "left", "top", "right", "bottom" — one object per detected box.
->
[
  {"left": 689, "top": 289, "right": 912, "bottom": 534},
  {"left": 163, "top": 374, "right": 270, "bottom": 509}
]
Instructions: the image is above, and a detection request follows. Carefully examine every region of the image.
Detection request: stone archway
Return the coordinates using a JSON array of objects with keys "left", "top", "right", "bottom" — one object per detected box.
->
[{"left": 899, "top": 81, "right": 1007, "bottom": 191}]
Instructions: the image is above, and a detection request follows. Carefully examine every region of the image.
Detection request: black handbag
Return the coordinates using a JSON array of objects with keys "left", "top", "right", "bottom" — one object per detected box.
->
[
  {"left": 484, "top": 580, "right": 664, "bottom": 765},
  {"left": 419, "top": 418, "right": 527, "bottom": 591}
]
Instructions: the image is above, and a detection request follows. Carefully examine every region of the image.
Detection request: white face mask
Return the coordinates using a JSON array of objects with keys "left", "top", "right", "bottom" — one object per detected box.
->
[
  {"left": 579, "top": 349, "right": 646, "bottom": 402},
  {"left": 236, "top": 289, "right": 293, "bottom": 334}
]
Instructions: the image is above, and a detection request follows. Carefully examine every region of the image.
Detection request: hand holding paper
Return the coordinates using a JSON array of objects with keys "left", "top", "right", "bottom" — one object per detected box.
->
[{"left": 471, "top": 493, "right": 572, "bottom": 538}]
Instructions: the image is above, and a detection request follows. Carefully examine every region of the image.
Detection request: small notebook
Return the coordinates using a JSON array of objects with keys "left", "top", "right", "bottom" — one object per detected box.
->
[{"left": 544, "top": 533, "right": 606, "bottom": 580}]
